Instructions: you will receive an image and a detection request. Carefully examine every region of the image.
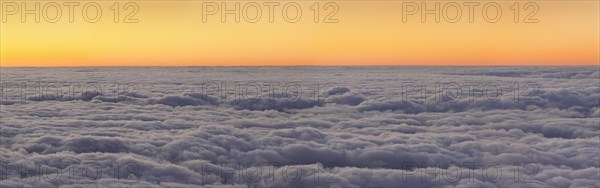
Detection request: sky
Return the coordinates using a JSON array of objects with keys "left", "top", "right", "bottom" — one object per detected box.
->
[{"left": 0, "top": 1, "right": 599, "bottom": 66}]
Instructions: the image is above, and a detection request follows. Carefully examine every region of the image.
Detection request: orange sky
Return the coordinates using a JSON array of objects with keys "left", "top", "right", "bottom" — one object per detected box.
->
[{"left": 0, "top": 1, "right": 599, "bottom": 66}]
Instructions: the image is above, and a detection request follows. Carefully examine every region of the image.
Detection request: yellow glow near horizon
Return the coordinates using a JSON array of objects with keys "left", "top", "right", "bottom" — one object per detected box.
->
[{"left": 0, "top": 1, "right": 598, "bottom": 66}]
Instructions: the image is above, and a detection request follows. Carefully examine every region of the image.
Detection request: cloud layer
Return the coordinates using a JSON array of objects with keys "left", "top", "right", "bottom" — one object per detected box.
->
[{"left": 1, "top": 67, "right": 598, "bottom": 187}]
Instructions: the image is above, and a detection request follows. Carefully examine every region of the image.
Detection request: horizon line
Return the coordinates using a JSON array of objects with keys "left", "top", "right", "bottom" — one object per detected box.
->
[{"left": 1, "top": 65, "right": 599, "bottom": 68}]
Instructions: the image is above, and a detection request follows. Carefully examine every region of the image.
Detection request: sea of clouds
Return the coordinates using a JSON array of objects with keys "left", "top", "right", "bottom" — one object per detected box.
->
[{"left": 0, "top": 66, "right": 599, "bottom": 187}]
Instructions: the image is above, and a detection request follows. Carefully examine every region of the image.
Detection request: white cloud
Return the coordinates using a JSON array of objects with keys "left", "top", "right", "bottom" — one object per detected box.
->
[{"left": 1, "top": 67, "right": 598, "bottom": 187}]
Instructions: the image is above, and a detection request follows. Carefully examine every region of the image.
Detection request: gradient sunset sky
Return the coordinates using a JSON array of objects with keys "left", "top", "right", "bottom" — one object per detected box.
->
[{"left": 1, "top": 1, "right": 598, "bottom": 66}]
